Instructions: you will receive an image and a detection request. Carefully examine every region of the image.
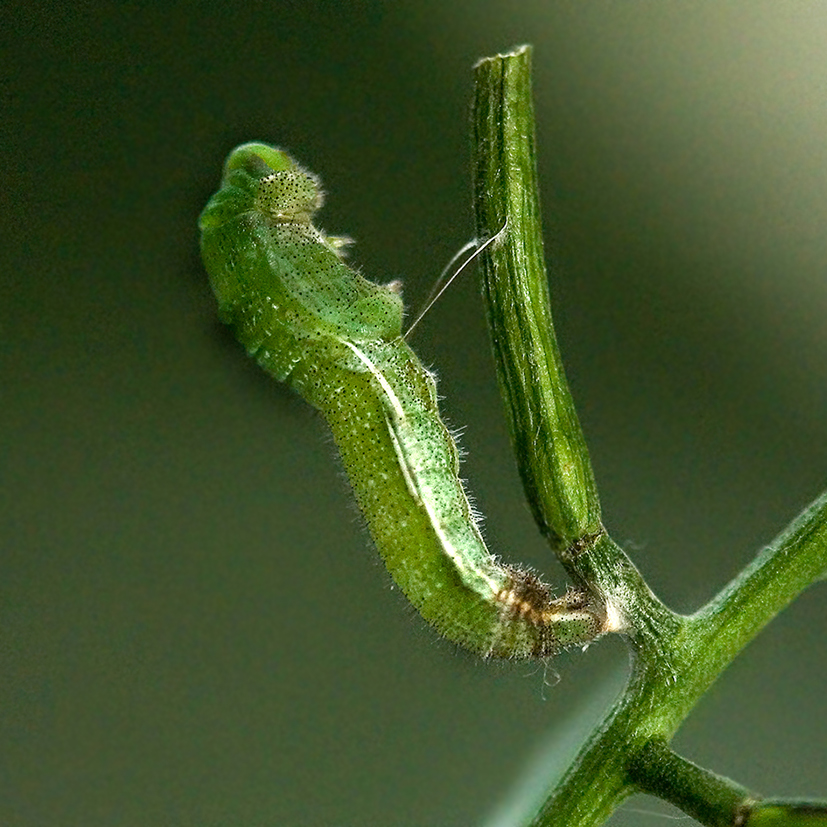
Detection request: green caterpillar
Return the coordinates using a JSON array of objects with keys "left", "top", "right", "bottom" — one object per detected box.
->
[{"left": 198, "top": 143, "right": 602, "bottom": 658}]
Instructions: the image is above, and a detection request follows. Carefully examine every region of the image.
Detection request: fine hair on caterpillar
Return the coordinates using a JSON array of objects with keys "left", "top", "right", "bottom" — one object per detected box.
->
[{"left": 199, "top": 142, "right": 606, "bottom": 659}]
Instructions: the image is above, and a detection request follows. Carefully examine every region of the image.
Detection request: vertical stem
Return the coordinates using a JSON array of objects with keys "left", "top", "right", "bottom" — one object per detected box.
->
[
  {"left": 471, "top": 45, "right": 602, "bottom": 552},
  {"left": 470, "top": 46, "right": 827, "bottom": 827}
]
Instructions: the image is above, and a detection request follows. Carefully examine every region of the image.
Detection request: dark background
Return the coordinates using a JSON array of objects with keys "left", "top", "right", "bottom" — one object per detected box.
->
[{"left": 3, "top": 3, "right": 825, "bottom": 825}]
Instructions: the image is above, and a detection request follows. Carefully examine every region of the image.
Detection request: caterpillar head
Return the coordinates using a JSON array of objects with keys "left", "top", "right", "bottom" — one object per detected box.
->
[{"left": 200, "top": 142, "right": 322, "bottom": 231}]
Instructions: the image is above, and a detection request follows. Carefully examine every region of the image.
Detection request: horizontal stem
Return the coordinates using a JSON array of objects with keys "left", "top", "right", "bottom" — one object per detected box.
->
[{"left": 628, "top": 739, "right": 754, "bottom": 827}]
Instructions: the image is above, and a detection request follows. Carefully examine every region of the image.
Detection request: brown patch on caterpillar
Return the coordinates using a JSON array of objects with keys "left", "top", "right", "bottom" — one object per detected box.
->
[
  {"left": 495, "top": 567, "right": 555, "bottom": 624},
  {"left": 495, "top": 567, "right": 588, "bottom": 623},
  {"left": 495, "top": 566, "right": 603, "bottom": 656}
]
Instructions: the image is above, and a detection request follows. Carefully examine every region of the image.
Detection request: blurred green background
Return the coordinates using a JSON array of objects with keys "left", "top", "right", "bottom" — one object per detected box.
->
[{"left": 3, "top": 2, "right": 825, "bottom": 825}]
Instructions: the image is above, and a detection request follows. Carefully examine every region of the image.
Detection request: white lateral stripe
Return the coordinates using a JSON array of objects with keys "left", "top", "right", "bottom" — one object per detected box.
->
[
  {"left": 343, "top": 339, "right": 499, "bottom": 600},
  {"left": 341, "top": 340, "right": 407, "bottom": 421},
  {"left": 385, "top": 414, "right": 423, "bottom": 506},
  {"left": 419, "top": 485, "right": 502, "bottom": 598},
  {"left": 385, "top": 408, "right": 501, "bottom": 600}
]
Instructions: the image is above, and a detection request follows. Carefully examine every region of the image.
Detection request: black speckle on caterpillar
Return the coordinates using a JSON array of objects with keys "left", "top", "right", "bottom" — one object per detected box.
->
[{"left": 199, "top": 142, "right": 604, "bottom": 658}]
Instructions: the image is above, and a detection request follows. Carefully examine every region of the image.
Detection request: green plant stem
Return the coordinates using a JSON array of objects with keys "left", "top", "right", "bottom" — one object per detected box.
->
[
  {"left": 471, "top": 44, "right": 602, "bottom": 552},
  {"left": 631, "top": 742, "right": 827, "bottom": 827},
  {"left": 528, "top": 491, "right": 827, "bottom": 827},
  {"left": 471, "top": 46, "right": 676, "bottom": 640},
  {"left": 745, "top": 800, "right": 827, "bottom": 826},
  {"left": 692, "top": 489, "right": 827, "bottom": 662},
  {"left": 471, "top": 45, "right": 827, "bottom": 827},
  {"left": 628, "top": 739, "right": 756, "bottom": 827}
]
